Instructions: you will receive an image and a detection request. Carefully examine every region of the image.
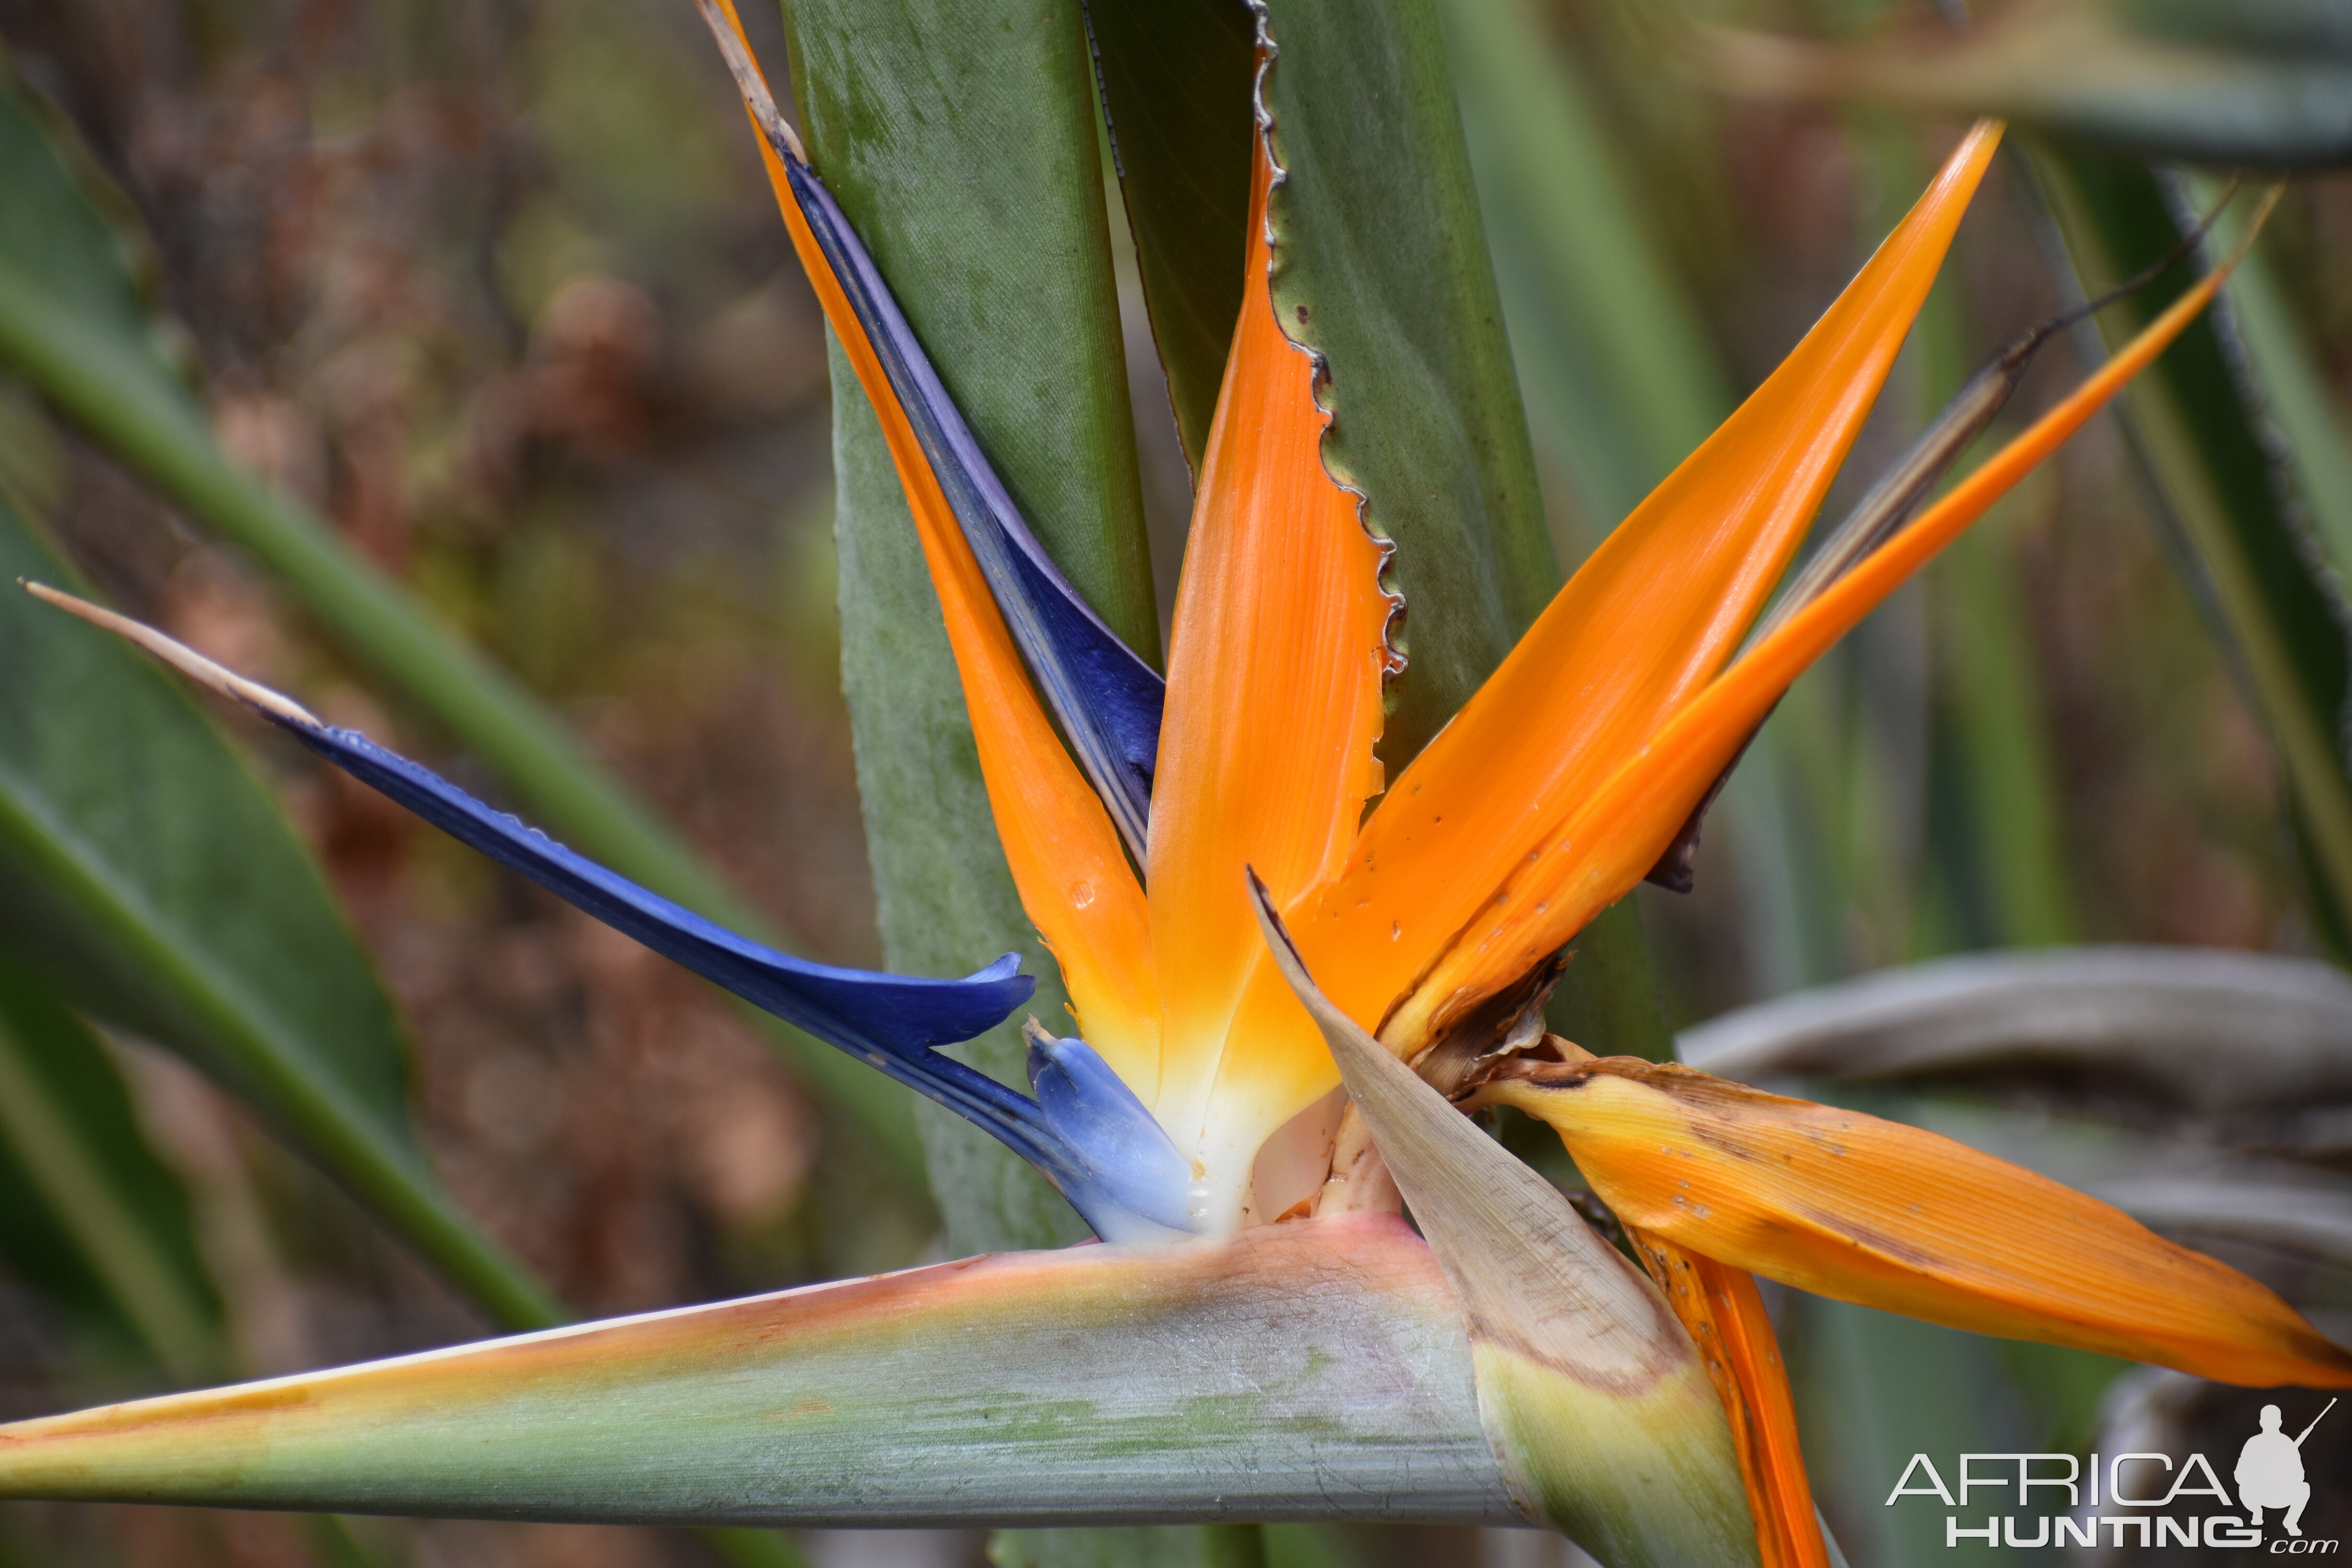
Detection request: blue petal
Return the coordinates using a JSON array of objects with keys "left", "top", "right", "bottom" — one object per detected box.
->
[
  {"left": 272, "top": 715, "right": 1191, "bottom": 1242},
  {"left": 1024, "top": 1023, "right": 1197, "bottom": 1236},
  {"left": 273, "top": 720, "right": 1056, "bottom": 1125},
  {"left": 787, "top": 158, "right": 1164, "bottom": 862},
  {"left": 23, "top": 577, "right": 1196, "bottom": 1243}
]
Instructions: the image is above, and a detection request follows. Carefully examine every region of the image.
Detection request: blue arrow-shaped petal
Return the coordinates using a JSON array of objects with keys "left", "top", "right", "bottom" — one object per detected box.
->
[
  {"left": 689, "top": 5, "right": 1165, "bottom": 866},
  {"left": 22, "top": 583, "right": 1190, "bottom": 1243}
]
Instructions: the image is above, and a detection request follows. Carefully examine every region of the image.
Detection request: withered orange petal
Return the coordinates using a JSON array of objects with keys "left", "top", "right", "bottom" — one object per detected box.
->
[
  {"left": 711, "top": 0, "right": 1159, "bottom": 1074},
  {"left": 1484, "top": 1060, "right": 2352, "bottom": 1389},
  {"left": 1399, "top": 230, "right": 2251, "bottom": 1042},
  {"left": 1628, "top": 1227, "right": 1828, "bottom": 1568},
  {"left": 1146, "top": 107, "right": 1393, "bottom": 1200},
  {"left": 1298, "top": 123, "right": 2002, "bottom": 1048}
]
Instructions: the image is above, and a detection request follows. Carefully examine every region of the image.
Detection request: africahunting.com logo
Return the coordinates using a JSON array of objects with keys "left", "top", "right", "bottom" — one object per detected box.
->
[{"left": 1888, "top": 1398, "right": 2336, "bottom": 1552}]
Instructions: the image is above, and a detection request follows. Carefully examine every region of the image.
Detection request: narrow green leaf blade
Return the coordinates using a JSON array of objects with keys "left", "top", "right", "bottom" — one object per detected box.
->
[
  {"left": 0, "top": 496, "right": 555, "bottom": 1330},
  {"left": 1933, "top": 526, "right": 2085, "bottom": 950},
  {"left": 0, "top": 64, "right": 923, "bottom": 1178},
  {"left": 0, "top": 1219, "right": 1520, "bottom": 1527},
  {"left": 0, "top": 955, "right": 221, "bottom": 1381},
  {"left": 2210, "top": 230, "right": 2352, "bottom": 585},
  {"left": 1087, "top": 0, "right": 1259, "bottom": 471},
  {"left": 1438, "top": 0, "right": 1731, "bottom": 534},
  {"left": 0, "top": 49, "right": 180, "bottom": 399}
]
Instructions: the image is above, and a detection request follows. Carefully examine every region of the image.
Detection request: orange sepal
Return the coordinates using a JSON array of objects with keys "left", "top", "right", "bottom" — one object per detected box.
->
[
  {"left": 1627, "top": 1226, "right": 1828, "bottom": 1568},
  {"left": 707, "top": 0, "right": 1158, "bottom": 1074},
  {"left": 1481, "top": 1059, "right": 2352, "bottom": 1389},
  {"left": 1297, "top": 122, "right": 2002, "bottom": 1050},
  {"left": 1398, "top": 197, "right": 2258, "bottom": 1042},
  {"left": 1145, "top": 113, "right": 1394, "bottom": 1206}
]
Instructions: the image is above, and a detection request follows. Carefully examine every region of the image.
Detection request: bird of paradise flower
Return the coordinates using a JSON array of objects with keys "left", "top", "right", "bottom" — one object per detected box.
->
[{"left": 6, "top": 3, "right": 2346, "bottom": 1564}]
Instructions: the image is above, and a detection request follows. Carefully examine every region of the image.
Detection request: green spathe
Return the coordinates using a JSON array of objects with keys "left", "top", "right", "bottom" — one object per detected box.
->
[{"left": 0, "top": 1218, "right": 1520, "bottom": 1526}]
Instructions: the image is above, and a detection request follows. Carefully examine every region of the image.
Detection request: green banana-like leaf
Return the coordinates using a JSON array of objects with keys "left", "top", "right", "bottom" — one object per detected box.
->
[
  {"left": 0, "top": 60, "right": 923, "bottom": 1179},
  {"left": 779, "top": 0, "right": 1158, "bottom": 1259},
  {"left": 0, "top": 955, "right": 221, "bottom": 1382},
  {"left": 1087, "top": 0, "right": 1258, "bottom": 471},
  {"left": 1259, "top": 0, "right": 1554, "bottom": 764},
  {"left": 2027, "top": 153, "right": 2352, "bottom": 955},
  {"left": 0, "top": 1218, "right": 1524, "bottom": 1528},
  {"left": 1703, "top": 0, "right": 2352, "bottom": 170},
  {"left": 0, "top": 496, "right": 555, "bottom": 1331}
]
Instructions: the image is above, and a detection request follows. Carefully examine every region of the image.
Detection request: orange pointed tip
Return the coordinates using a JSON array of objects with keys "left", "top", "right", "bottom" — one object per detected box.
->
[
  {"left": 1305, "top": 121, "right": 2003, "bottom": 1054},
  {"left": 1395, "top": 177, "right": 2274, "bottom": 1050},
  {"left": 1479, "top": 1058, "right": 2352, "bottom": 1390}
]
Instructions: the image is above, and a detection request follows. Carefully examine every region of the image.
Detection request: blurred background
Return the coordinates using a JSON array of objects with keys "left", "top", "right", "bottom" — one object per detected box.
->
[{"left": 0, "top": 0, "right": 2346, "bottom": 1563}]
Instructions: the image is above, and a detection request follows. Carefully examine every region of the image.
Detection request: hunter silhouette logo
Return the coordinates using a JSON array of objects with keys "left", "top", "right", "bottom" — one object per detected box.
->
[
  {"left": 1887, "top": 1397, "right": 2338, "bottom": 1550},
  {"left": 2241, "top": 1400, "right": 2334, "bottom": 1540}
]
